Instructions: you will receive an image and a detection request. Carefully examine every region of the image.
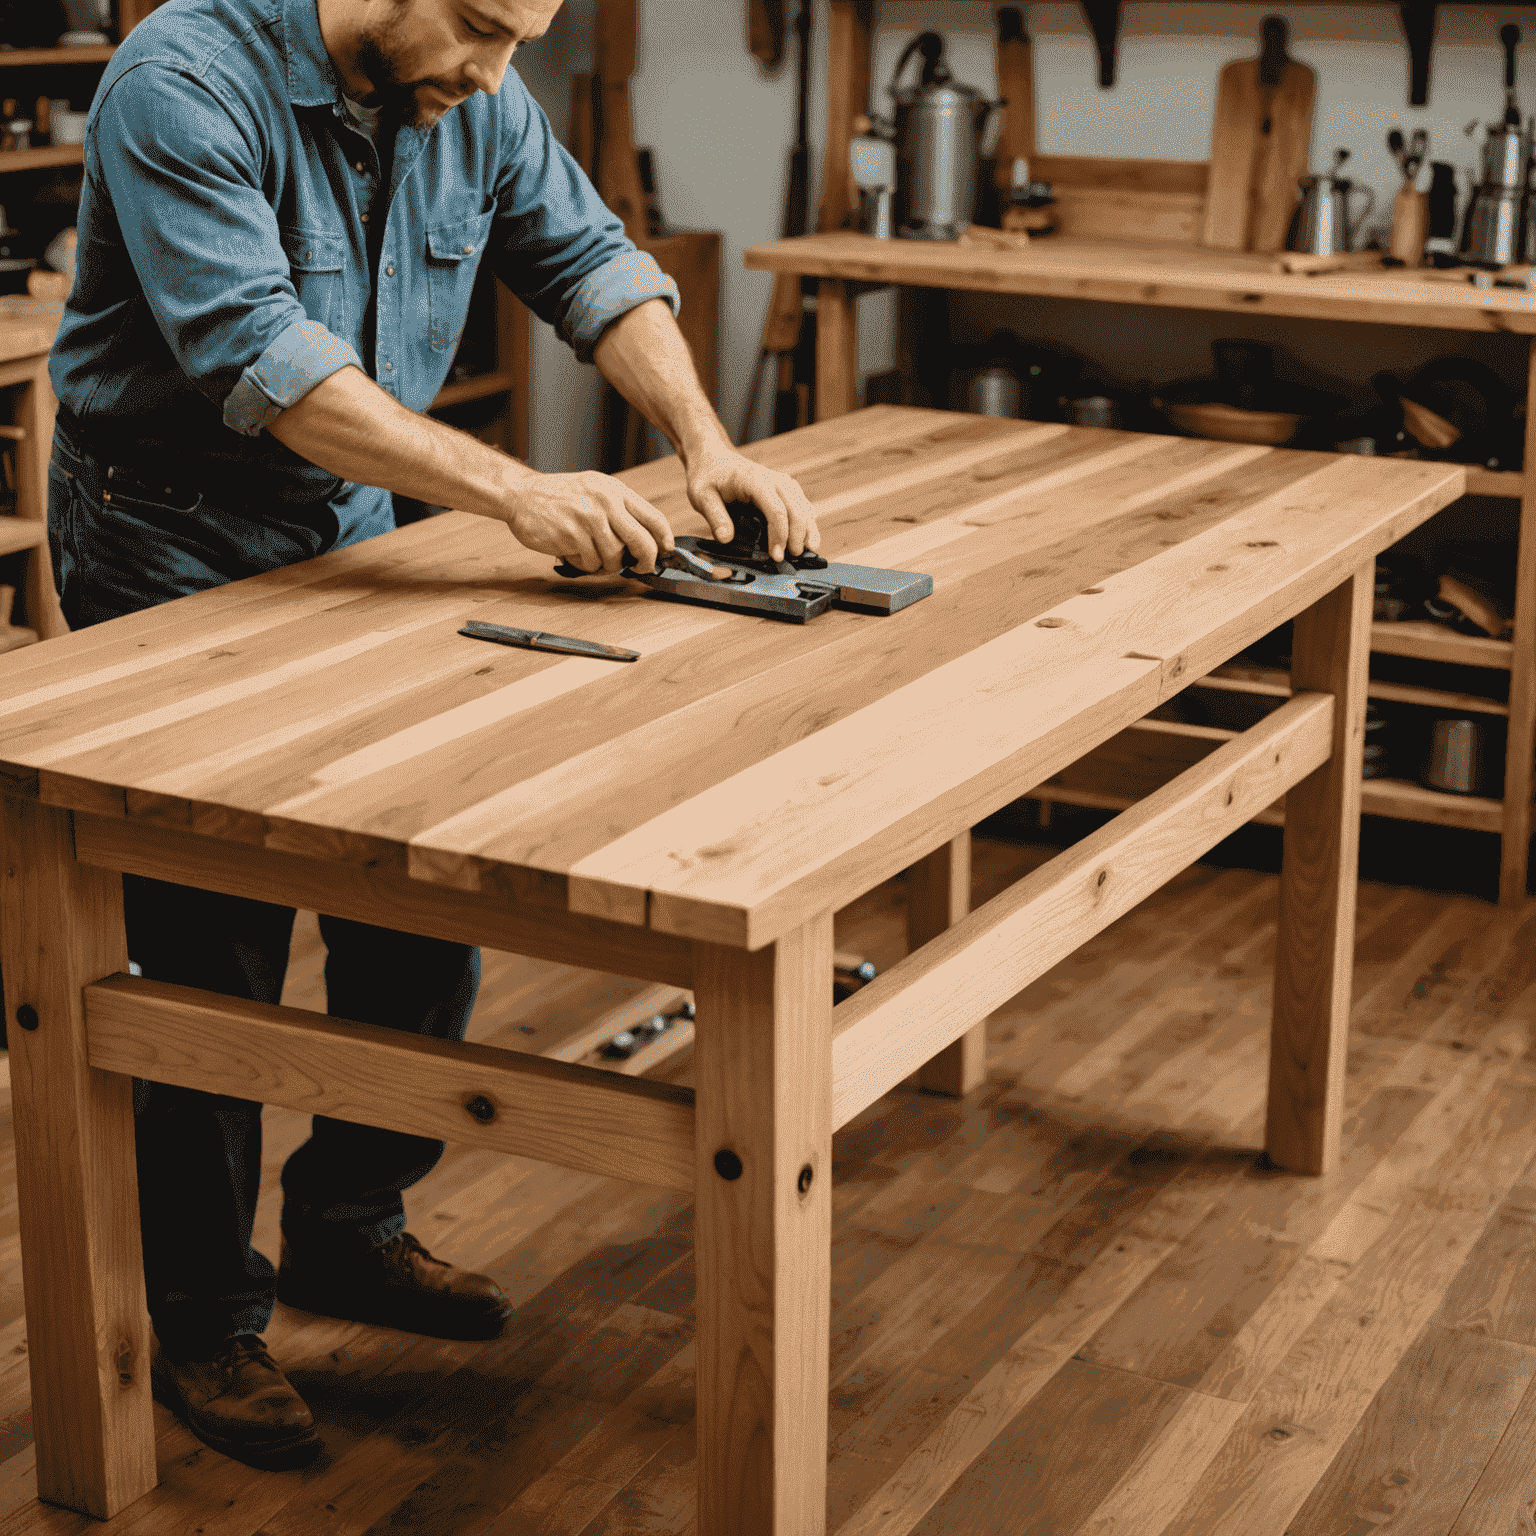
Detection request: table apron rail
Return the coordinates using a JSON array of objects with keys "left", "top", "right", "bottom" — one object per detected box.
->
[
  {"left": 66, "top": 814, "right": 693, "bottom": 989},
  {"left": 82, "top": 974, "right": 697, "bottom": 1192},
  {"left": 830, "top": 690, "right": 1336, "bottom": 1131}
]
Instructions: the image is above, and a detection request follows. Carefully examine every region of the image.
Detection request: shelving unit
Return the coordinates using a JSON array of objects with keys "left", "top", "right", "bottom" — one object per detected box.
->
[
  {"left": 0, "top": 146, "right": 83, "bottom": 173},
  {"left": 747, "top": 0, "right": 1536, "bottom": 905},
  {"left": 0, "top": 46, "right": 115, "bottom": 67}
]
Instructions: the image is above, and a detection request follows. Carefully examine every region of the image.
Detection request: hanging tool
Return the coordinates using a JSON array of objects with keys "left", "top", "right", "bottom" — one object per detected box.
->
[
  {"left": 1202, "top": 17, "right": 1317, "bottom": 253},
  {"left": 1079, "top": 0, "right": 1121, "bottom": 87},
  {"left": 738, "top": 0, "right": 815, "bottom": 444},
  {"left": 746, "top": 0, "right": 787, "bottom": 71}
]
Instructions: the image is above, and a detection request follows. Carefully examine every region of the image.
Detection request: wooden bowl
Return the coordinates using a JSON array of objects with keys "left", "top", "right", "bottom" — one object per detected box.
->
[{"left": 1160, "top": 399, "right": 1305, "bottom": 445}]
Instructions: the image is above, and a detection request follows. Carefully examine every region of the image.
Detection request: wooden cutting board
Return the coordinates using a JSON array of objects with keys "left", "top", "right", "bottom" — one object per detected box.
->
[
  {"left": 1201, "top": 18, "right": 1315, "bottom": 253},
  {"left": 992, "top": 6, "right": 1035, "bottom": 192}
]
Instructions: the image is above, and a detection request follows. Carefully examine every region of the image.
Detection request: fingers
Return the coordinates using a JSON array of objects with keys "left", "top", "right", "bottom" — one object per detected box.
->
[
  {"left": 610, "top": 501, "right": 661, "bottom": 574},
  {"left": 692, "top": 484, "right": 735, "bottom": 544},
  {"left": 622, "top": 489, "right": 674, "bottom": 567},
  {"left": 778, "top": 474, "right": 820, "bottom": 557}
]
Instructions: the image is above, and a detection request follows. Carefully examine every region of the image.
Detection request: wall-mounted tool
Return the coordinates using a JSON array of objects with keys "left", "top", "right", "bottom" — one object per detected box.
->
[
  {"left": 554, "top": 503, "right": 933, "bottom": 623},
  {"left": 1079, "top": 0, "right": 1121, "bottom": 88},
  {"left": 1401, "top": 0, "right": 1436, "bottom": 106}
]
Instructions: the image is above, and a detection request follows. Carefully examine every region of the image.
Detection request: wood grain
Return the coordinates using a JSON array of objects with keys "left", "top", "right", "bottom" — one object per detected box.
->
[
  {"left": 692, "top": 914, "right": 833, "bottom": 1536},
  {"left": 0, "top": 798, "right": 154, "bottom": 1518},
  {"left": 909, "top": 836, "right": 983, "bottom": 1098},
  {"left": 1266, "top": 564, "right": 1373, "bottom": 1175},
  {"left": 83, "top": 974, "right": 697, "bottom": 1192},
  {"left": 815, "top": 279, "right": 858, "bottom": 421},
  {"left": 1501, "top": 339, "right": 1536, "bottom": 906}
]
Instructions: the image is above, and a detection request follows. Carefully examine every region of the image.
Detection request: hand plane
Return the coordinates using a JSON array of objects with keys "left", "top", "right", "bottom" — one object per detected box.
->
[{"left": 554, "top": 503, "right": 932, "bottom": 623}]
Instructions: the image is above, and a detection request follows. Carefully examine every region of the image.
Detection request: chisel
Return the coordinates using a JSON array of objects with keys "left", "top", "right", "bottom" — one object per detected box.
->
[{"left": 458, "top": 620, "right": 640, "bottom": 662}]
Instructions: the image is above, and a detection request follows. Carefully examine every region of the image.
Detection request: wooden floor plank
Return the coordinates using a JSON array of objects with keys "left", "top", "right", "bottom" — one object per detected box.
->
[{"left": 1287, "top": 1322, "right": 1536, "bottom": 1536}]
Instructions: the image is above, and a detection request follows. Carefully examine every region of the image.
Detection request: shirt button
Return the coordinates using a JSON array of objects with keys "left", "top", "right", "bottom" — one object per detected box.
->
[
  {"left": 355, "top": 161, "right": 365, "bottom": 172},
  {"left": 304, "top": 250, "right": 313, "bottom": 261},
  {"left": 384, "top": 361, "right": 393, "bottom": 371},
  {"left": 386, "top": 264, "right": 395, "bottom": 277},
  {"left": 462, "top": 244, "right": 474, "bottom": 255},
  {"left": 361, "top": 212, "right": 370, "bottom": 223}
]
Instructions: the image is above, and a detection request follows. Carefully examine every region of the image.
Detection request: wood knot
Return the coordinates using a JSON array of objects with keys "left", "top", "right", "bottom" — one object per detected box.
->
[
  {"left": 465, "top": 1095, "right": 497, "bottom": 1124},
  {"left": 115, "top": 1339, "right": 136, "bottom": 1387},
  {"left": 1036, "top": 617, "right": 1067, "bottom": 629}
]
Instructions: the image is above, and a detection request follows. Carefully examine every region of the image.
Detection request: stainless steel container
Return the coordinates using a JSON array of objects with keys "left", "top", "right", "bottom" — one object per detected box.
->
[
  {"left": 1481, "top": 124, "right": 1528, "bottom": 189},
  {"left": 1424, "top": 717, "right": 1484, "bottom": 795},
  {"left": 858, "top": 185, "right": 894, "bottom": 239},
  {"left": 968, "top": 363, "right": 1021, "bottom": 418},
  {"left": 887, "top": 32, "right": 999, "bottom": 241},
  {"left": 1466, "top": 185, "right": 1524, "bottom": 265},
  {"left": 1066, "top": 394, "right": 1120, "bottom": 429}
]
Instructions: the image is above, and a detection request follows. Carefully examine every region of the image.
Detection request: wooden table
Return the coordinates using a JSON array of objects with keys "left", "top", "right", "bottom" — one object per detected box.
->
[
  {"left": 746, "top": 231, "right": 1536, "bottom": 907},
  {"left": 0, "top": 408, "right": 1461, "bottom": 1529}
]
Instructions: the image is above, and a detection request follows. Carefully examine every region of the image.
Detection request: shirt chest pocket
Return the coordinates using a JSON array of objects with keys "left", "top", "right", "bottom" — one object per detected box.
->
[
  {"left": 426, "top": 212, "right": 493, "bottom": 353},
  {"left": 280, "top": 229, "right": 347, "bottom": 332}
]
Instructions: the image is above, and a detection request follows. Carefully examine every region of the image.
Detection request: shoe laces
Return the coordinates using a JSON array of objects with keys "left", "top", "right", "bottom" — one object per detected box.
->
[{"left": 217, "top": 1334, "right": 277, "bottom": 1372}]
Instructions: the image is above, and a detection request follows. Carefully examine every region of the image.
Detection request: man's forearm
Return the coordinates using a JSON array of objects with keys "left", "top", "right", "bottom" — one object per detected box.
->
[
  {"left": 592, "top": 298, "right": 730, "bottom": 464},
  {"left": 267, "top": 365, "right": 533, "bottom": 523}
]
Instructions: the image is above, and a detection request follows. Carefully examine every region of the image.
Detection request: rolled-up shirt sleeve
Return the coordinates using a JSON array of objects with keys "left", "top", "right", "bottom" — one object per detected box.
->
[
  {"left": 89, "top": 63, "right": 361, "bottom": 435},
  {"left": 489, "top": 81, "right": 679, "bottom": 362}
]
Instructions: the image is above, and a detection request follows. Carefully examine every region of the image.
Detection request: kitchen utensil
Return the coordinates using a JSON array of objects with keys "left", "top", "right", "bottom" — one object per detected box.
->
[
  {"left": 1424, "top": 717, "right": 1484, "bottom": 795},
  {"left": 857, "top": 185, "right": 894, "bottom": 238},
  {"left": 1388, "top": 126, "right": 1430, "bottom": 265},
  {"left": 1202, "top": 16, "right": 1317, "bottom": 253},
  {"left": 1287, "top": 149, "right": 1376, "bottom": 254},
  {"left": 968, "top": 361, "right": 1021, "bottom": 417},
  {"left": 49, "top": 109, "right": 86, "bottom": 146},
  {"left": 991, "top": 8, "right": 1036, "bottom": 201},
  {"left": 458, "top": 621, "right": 642, "bottom": 662},
  {"left": 1065, "top": 393, "right": 1120, "bottom": 428},
  {"left": 886, "top": 31, "right": 1001, "bottom": 240},
  {"left": 1161, "top": 399, "right": 1303, "bottom": 445}
]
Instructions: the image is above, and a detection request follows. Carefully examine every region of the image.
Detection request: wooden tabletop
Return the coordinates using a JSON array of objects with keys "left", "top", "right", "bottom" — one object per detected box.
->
[
  {"left": 746, "top": 233, "right": 1536, "bottom": 335},
  {"left": 0, "top": 409, "right": 1462, "bottom": 948}
]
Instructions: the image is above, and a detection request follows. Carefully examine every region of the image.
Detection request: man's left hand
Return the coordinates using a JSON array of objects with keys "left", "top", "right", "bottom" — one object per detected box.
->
[{"left": 685, "top": 440, "right": 820, "bottom": 561}]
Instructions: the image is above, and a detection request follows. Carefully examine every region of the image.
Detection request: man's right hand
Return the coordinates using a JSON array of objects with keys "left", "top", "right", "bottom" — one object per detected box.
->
[{"left": 505, "top": 470, "right": 675, "bottom": 575}]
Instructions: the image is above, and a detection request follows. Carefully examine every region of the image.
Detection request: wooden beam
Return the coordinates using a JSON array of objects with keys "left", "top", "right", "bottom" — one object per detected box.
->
[
  {"left": 69, "top": 814, "right": 693, "bottom": 988},
  {"left": 1266, "top": 564, "right": 1373, "bottom": 1175},
  {"left": 830, "top": 691, "right": 1334, "bottom": 1131},
  {"left": 693, "top": 913, "right": 833, "bottom": 1535},
  {"left": 1500, "top": 337, "right": 1536, "bottom": 905},
  {"left": 815, "top": 278, "right": 858, "bottom": 420},
  {"left": 910, "top": 834, "right": 986, "bottom": 1096},
  {"left": 84, "top": 974, "right": 697, "bottom": 1193},
  {"left": 0, "top": 798, "right": 155, "bottom": 1518}
]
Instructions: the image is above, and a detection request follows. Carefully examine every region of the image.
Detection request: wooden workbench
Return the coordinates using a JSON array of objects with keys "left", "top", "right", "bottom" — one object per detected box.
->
[
  {"left": 746, "top": 231, "right": 1536, "bottom": 906},
  {"left": 0, "top": 409, "right": 1461, "bottom": 1530}
]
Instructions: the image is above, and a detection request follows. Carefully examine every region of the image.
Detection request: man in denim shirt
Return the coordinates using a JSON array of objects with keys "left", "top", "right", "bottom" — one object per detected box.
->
[{"left": 49, "top": 0, "right": 821, "bottom": 1471}]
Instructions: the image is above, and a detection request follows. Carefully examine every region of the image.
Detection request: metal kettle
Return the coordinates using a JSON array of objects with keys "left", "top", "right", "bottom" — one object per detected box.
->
[
  {"left": 886, "top": 32, "right": 1000, "bottom": 241},
  {"left": 1287, "top": 149, "right": 1377, "bottom": 255}
]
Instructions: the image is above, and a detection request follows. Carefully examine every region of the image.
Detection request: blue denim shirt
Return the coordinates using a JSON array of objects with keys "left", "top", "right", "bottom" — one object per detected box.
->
[{"left": 48, "top": 0, "right": 678, "bottom": 585}]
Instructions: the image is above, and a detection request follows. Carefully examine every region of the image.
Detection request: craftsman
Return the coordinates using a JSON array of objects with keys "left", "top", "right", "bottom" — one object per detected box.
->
[{"left": 46, "top": 0, "right": 820, "bottom": 1474}]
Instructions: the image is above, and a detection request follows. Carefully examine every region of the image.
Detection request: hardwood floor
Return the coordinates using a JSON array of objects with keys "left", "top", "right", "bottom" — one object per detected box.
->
[{"left": 2, "top": 836, "right": 1535, "bottom": 1534}]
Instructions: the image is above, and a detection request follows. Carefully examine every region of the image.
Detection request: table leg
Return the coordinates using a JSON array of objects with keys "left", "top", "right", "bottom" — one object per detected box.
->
[
  {"left": 910, "top": 834, "right": 986, "bottom": 1096},
  {"left": 1500, "top": 338, "right": 1536, "bottom": 905},
  {"left": 0, "top": 798, "right": 154, "bottom": 1517},
  {"left": 1265, "top": 563, "right": 1372, "bottom": 1176},
  {"left": 815, "top": 279, "right": 858, "bottom": 422},
  {"left": 693, "top": 912, "right": 833, "bottom": 1536}
]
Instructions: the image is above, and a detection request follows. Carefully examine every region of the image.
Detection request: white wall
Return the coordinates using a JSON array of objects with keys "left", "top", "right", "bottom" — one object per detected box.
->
[{"left": 514, "top": 0, "right": 1536, "bottom": 472}]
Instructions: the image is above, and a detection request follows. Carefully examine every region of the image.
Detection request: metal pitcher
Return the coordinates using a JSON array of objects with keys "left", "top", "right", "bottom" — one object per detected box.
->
[
  {"left": 887, "top": 32, "right": 1000, "bottom": 241},
  {"left": 1287, "top": 150, "right": 1377, "bottom": 255}
]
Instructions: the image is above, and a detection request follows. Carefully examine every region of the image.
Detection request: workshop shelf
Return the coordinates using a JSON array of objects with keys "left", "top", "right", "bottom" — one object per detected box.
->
[
  {"left": 0, "top": 517, "right": 43, "bottom": 558},
  {"left": 1195, "top": 663, "right": 1512, "bottom": 717},
  {"left": 1465, "top": 467, "right": 1524, "bottom": 498},
  {"left": 0, "top": 146, "right": 84, "bottom": 173},
  {"left": 0, "top": 46, "right": 115, "bottom": 66},
  {"left": 1368, "top": 620, "right": 1513, "bottom": 671}
]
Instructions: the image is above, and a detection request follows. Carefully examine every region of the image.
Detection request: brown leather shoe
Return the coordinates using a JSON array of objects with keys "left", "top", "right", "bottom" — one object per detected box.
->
[
  {"left": 151, "top": 1335, "right": 321, "bottom": 1471},
  {"left": 277, "top": 1231, "right": 512, "bottom": 1341}
]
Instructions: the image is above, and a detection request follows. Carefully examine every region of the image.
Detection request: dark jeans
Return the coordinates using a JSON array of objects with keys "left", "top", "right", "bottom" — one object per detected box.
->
[{"left": 48, "top": 422, "right": 479, "bottom": 1356}]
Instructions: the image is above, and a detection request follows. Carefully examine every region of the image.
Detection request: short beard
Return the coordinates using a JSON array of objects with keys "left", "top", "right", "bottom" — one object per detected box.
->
[{"left": 354, "top": 7, "right": 455, "bottom": 128}]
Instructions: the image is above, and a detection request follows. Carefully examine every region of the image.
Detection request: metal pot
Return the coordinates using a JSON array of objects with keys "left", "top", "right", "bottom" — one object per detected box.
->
[
  {"left": 887, "top": 32, "right": 1000, "bottom": 241},
  {"left": 1288, "top": 150, "right": 1376, "bottom": 255},
  {"left": 1423, "top": 717, "right": 1484, "bottom": 795}
]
